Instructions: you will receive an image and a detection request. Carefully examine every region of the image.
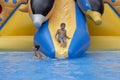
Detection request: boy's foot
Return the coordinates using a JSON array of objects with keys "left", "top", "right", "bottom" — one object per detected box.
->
[
  {"left": 34, "top": 56, "right": 40, "bottom": 60},
  {"left": 86, "top": 10, "right": 102, "bottom": 25}
]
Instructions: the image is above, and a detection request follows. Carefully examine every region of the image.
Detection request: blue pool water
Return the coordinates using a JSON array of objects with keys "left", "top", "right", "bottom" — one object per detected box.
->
[{"left": 0, "top": 51, "right": 120, "bottom": 80}]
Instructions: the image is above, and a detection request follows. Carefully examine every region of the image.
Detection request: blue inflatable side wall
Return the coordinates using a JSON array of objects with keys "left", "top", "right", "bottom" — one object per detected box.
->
[{"left": 68, "top": 3, "right": 90, "bottom": 58}]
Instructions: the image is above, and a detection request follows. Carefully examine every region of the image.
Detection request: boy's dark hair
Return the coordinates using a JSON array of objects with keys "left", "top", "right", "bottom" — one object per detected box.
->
[
  {"left": 35, "top": 44, "right": 40, "bottom": 50},
  {"left": 61, "top": 23, "right": 66, "bottom": 26}
]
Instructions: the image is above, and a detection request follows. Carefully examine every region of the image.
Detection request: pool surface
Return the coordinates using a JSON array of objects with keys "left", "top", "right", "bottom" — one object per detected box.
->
[{"left": 0, "top": 51, "right": 120, "bottom": 80}]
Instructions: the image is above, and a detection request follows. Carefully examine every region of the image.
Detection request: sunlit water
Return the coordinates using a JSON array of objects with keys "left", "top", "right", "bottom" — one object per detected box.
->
[{"left": 0, "top": 51, "right": 120, "bottom": 80}]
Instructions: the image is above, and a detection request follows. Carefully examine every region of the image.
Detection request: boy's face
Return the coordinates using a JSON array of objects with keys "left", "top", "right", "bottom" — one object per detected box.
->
[{"left": 61, "top": 25, "right": 65, "bottom": 30}]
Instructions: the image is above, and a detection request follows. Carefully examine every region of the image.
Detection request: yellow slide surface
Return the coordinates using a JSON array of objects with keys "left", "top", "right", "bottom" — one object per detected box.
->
[{"left": 49, "top": 0, "right": 76, "bottom": 58}]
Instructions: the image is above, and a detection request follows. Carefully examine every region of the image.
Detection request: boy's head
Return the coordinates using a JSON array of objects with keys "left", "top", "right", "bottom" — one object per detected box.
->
[
  {"left": 60, "top": 23, "right": 65, "bottom": 30},
  {"left": 34, "top": 44, "right": 40, "bottom": 51}
]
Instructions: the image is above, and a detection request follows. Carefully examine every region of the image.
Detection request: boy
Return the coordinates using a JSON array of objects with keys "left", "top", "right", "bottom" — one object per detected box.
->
[
  {"left": 55, "top": 23, "right": 70, "bottom": 47},
  {"left": 33, "top": 44, "right": 46, "bottom": 59}
]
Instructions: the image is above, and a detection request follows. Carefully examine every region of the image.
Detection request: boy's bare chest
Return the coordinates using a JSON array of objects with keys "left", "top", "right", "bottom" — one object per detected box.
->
[{"left": 58, "top": 30, "right": 66, "bottom": 34}]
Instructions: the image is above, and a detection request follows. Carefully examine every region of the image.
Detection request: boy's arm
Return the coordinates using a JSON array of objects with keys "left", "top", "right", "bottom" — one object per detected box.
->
[
  {"left": 55, "top": 30, "right": 59, "bottom": 38},
  {"left": 65, "top": 30, "right": 71, "bottom": 39}
]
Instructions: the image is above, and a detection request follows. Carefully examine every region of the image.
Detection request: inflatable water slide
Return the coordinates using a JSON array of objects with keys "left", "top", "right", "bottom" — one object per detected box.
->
[{"left": 0, "top": 0, "right": 120, "bottom": 58}]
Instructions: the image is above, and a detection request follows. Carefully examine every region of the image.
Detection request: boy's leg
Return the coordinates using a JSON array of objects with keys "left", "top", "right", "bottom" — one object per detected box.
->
[
  {"left": 36, "top": 51, "right": 41, "bottom": 58},
  {"left": 63, "top": 38, "right": 67, "bottom": 47},
  {"left": 39, "top": 52, "right": 47, "bottom": 58},
  {"left": 35, "top": 50, "right": 47, "bottom": 59},
  {"left": 59, "top": 39, "right": 64, "bottom": 47},
  {"left": 57, "top": 38, "right": 61, "bottom": 43}
]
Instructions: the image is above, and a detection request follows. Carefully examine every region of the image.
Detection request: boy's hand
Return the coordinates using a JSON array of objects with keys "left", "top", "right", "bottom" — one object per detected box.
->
[
  {"left": 55, "top": 36, "right": 57, "bottom": 39},
  {"left": 67, "top": 37, "right": 71, "bottom": 39},
  {"left": 32, "top": 47, "right": 37, "bottom": 50}
]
